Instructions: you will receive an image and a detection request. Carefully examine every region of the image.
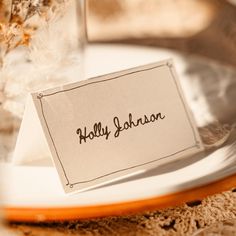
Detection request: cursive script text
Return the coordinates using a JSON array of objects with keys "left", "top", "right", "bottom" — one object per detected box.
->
[
  {"left": 76, "top": 122, "right": 111, "bottom": 144},
  {"left": 76, "top": 112, "right": 165, "bottom": 144},
  {"left": 113, "top": 112, "right": 165, "bottom": 138}
]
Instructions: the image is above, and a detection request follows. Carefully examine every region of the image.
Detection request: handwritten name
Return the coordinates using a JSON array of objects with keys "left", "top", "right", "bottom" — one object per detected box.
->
[
  {"left": 113, "top": 112, "right": 165, "bottom": 138},
  {"left": 76, "top": 123, "right": 111, "bottom": 144},
  {"left": 76, "top": 112, "right": 165, "bottom": 144}
]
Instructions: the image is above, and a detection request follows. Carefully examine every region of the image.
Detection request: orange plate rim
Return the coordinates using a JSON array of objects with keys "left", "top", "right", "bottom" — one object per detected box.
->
[{"left": 4, "top": 173, "right": 236, "bottom": 222}]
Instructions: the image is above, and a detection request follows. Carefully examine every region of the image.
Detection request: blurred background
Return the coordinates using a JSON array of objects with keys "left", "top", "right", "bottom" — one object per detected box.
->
[{"left": 87, "top": 0, "right": 236, "bottom": 66}]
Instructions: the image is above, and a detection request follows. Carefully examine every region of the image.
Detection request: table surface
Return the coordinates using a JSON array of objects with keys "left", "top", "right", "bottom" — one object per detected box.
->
[{"left": 3, "top": 190, "right": 236, "bottom": 235}]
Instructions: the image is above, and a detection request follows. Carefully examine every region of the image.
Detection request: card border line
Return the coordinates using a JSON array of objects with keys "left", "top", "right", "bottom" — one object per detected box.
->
[{"left": 37, "top": 62, "right": 200, "bottom": 188}]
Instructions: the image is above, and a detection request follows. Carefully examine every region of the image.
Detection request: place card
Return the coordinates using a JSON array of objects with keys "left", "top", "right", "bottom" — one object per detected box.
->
[{"left": 13, "top": 59, "right": 203, "bottom": 193}]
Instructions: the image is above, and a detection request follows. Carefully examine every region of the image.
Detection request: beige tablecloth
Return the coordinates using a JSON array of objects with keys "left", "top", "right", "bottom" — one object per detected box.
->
[{"left": 4, "top": 190, "right": 236, "bottom": 235}]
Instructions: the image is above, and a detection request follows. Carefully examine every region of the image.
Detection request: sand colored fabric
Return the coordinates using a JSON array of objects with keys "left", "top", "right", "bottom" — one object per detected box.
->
[
  {"left": 5, "top": 190, "right": 236, "bottom": 235},
  {"left": 194, "top": 218, "right": 236, "bottom": 235}
]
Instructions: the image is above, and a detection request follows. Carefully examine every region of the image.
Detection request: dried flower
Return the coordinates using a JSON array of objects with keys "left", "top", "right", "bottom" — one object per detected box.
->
[{"left": 0, "top": 0, "right": 65, "bottom": 67}]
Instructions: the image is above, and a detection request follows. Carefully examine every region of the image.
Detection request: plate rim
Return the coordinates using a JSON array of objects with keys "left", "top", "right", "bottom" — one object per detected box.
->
[{"left": 4, "top": 173, "right": 236, "bottom": 222}]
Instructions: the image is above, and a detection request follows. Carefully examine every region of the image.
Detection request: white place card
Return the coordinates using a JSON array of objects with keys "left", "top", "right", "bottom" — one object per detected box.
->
[{"left": 13, "top": 60, "right": 203, "bottom": 193}]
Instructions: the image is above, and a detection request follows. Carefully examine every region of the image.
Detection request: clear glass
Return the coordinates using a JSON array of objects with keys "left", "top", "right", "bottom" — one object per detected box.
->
[
  {"left": 0, "top": 0, "right": 86, "bottom": 229},
  {"left": 0, "top": 0, "right": 86, "bottom": 161}
]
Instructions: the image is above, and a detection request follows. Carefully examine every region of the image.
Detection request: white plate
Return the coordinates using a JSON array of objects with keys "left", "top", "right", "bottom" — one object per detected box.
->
[
  {"left": 1, "top": 44, "right": 236, "bottom": 221},
  {"left": 1, "top": 137, "right": 236, "bottom": 208}
]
